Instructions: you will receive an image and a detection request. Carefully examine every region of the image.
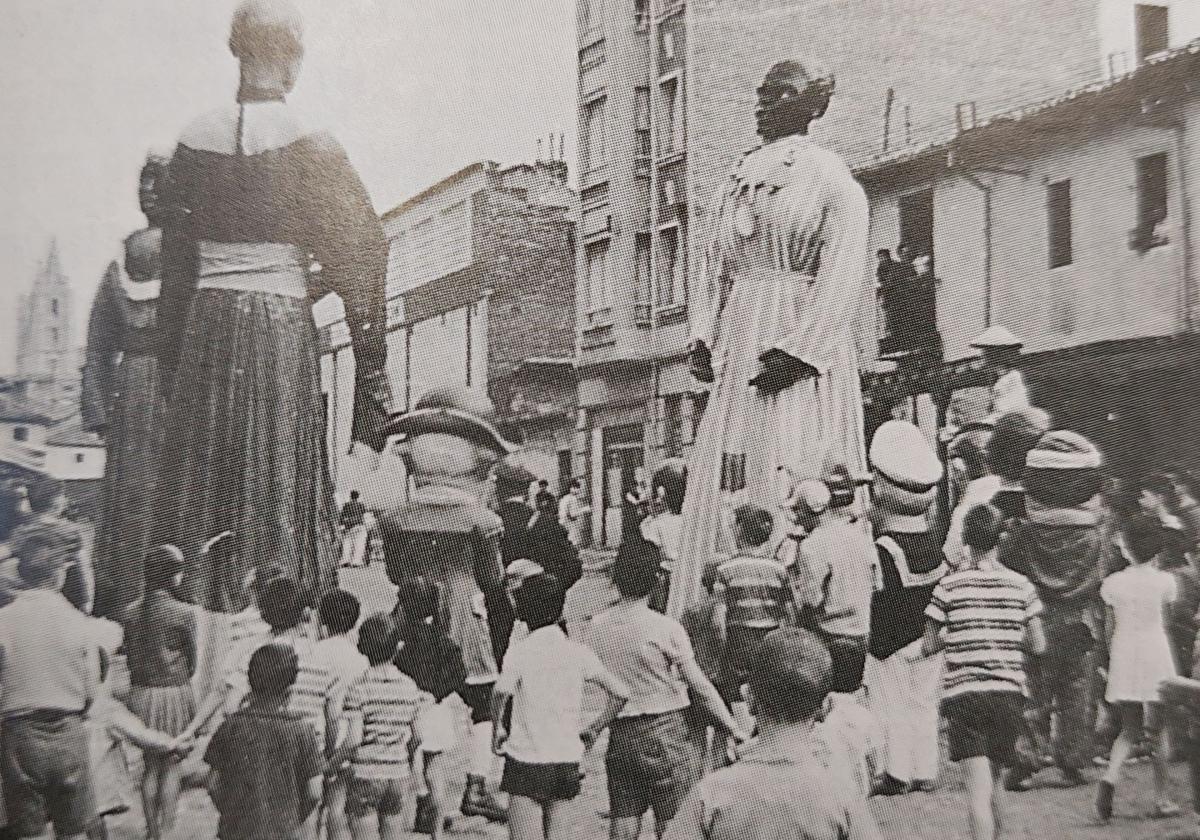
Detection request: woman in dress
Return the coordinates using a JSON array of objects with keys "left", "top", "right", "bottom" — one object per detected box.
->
[
  {"left": 1096, "top": 514, "right": 1180, "bottom": 822},
  {"left": 83, "top": 152, "right": 170, "bottom": 618},
  {"left": 671, "top": 59, "right": 870, "bottom": 618},
  {"left": 119, "top": 545, "right": 198, "bottom": 840},
  {"left": 156, "top": 0, "right": 390, "bottom": 610}
]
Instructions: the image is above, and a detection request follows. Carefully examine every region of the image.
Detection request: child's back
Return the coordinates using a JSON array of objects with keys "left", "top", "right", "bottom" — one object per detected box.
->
[{"left": 345, "top": 664, "right": 430, "bottom": 780}]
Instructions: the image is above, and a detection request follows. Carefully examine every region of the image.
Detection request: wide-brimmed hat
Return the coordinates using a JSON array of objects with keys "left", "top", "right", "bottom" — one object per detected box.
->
[
  {"left": 385, "top": 386, "right": 516, "bottom": 454},
  {"left": 1024, "top": 429, "right": 1104, "bottom": 508}
]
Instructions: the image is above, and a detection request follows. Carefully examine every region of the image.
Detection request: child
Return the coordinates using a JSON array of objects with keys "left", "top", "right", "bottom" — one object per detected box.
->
[
  {"left": 1096, "top": 514, "right": 1181, "bottom": 821},
  {"left": 119, "top": 544, "right": 198, "bottom": 840},
  {"left": 664, "top": 628, "right": 882, "bottom": 840},
  {"left": 393, "top": 577, "right": 467, "bottom": 839},
  {"left": 205, "top": 644, "right": 323, "bottom": 840},
  {"left": 503, "top": 559, "right": 546, "bottom": 651},
  {"left": 88, "top": 648, "right": 190, "bottom": 840},
  {"left": 713, "top": 504, "right": 794, "bottom": 734},
  {"left": 587, "top": 540, "right": 747, "bottom": 840},
  {"left": 679, "top": 560, "right": 726, "bottom": 776},
  {"left": 340, "top": 613, "right": 433, "bottom": 840},
  {"left": 919, "top": 504, "right": 1046, "bottom": 840},
  {"left": 315, "top": 590, "right": 368, "bottom": 840},
  {"left": 491, "top": 573, "right": 629, "bottom": 840}
]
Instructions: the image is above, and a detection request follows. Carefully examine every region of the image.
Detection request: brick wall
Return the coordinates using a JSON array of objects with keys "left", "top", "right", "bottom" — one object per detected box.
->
[
  {"left": 478, "top": 189, "right": 578, "bottom": 399},
  {"left": 689, "top": 0, "right": 1101, "bottom": 224}
]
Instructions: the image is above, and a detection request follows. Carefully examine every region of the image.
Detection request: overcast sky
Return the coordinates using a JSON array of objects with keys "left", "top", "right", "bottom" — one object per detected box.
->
[{"left": 0, "top": 0, "right": 576, "bottom": 374}]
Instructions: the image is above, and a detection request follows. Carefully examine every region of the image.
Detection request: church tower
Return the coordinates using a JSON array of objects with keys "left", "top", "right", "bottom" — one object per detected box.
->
[{"left": 16, "top": 239, "right": 77, "bottom": 404}]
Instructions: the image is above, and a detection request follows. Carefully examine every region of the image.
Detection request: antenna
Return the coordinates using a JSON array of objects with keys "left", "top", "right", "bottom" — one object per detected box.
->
[{"left": 537, "top": 138, "right": 544, "bottom": 161}]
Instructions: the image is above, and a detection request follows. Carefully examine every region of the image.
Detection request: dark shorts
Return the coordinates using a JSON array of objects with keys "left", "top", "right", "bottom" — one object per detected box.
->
[
  {"left": 606, "top": 711, "right": 696, "bottom": 822},
  {"left": 824, "top": 634, "right": 867, "bottom": 695},
  {"left": 458, "top": 682, "right": 494, "bottom": 725},
  {"left": 1, "top": 712, "right": 94, "bottom": 838},
  {"left": 945, "top": 692, "right": 1025, "bottom": 766},
  {"left": 500, "top": 758, "right": 582, "bottom": 804},
  {"left": 346, "top": 775, "right": 409, "bottom": 818},
  {"left": 719, "top": 625, "right": 775, "bottom": 703}
]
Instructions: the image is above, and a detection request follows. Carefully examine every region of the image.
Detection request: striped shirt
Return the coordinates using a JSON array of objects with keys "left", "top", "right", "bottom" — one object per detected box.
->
[
  {"left": 344, "top": 664, "right": 433, "bottom": 779},
  {"left": 715, "top": 555, "right": 791, "bottom": 629},
  {"left": 226, "top": 631, "right": 339, "bottom": 748},
  {"left": 925, "top": 564, "right": 1042, "bottom": 699}
]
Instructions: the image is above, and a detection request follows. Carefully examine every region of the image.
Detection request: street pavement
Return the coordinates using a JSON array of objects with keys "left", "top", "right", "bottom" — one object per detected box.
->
[{"left": 107, "top": 560, "right": 1200, "bottom": 840}]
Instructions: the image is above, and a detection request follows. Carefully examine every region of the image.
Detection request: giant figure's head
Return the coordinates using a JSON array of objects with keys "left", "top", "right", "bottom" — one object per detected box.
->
[
  {"left": 229, "top": 0, "right": 305, "bottom": 97},
  {"left": 756, "top": 59, "right": 835, "bottom": 142},
  {"left": 869, "top": 420, "right": 943, "bottom": 529}
]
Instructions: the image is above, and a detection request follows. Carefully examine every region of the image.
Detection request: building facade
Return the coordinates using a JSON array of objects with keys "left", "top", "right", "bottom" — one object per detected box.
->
[
  {"left": 320, "top": 158, "right": 579, "bottom": 503},
  {"left": 575, "top": 0, "right": 1200, "bottom": 546}
]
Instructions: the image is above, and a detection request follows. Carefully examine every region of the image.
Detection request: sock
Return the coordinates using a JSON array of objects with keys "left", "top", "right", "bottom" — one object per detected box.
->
[{"left": 470, "top": 722, "right": 494, "bottom": 779}]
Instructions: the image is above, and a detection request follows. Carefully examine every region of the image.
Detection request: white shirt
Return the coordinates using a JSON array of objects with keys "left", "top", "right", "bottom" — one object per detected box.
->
[
  {"left": 641, "top": 512, "right": 682, "bottom": 573},
  {"left": 316, "top": 633, "right": 370, "bottom": 713},
  {"left": 991, "top": 369, "right": 1030, "bottom": 416},
  {"left": 496, "top": 625, "right": 628, "bottom": 764},
  {"left": 942, "top": 475, "right": 1003, "bottom": 570}
]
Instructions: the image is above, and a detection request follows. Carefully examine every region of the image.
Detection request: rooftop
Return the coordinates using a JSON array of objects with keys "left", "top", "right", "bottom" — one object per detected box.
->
[{"left": 46, "top": 422, "right": 105, "bottom": 448}]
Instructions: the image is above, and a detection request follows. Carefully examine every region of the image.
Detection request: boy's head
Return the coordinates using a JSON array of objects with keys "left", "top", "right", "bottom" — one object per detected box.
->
[
  {"left": 260, "top": 577, "right": 305, "bottom": 632},
  {"left": 350, "top": 490, "right": 360, "bottom": 501},
  {"left": 1121, "top": 513, "right": 1164, "bottom": 566},
  {"left": 27, "top": 476, "right": 67, "bottom": 516},
  {"left": 962, "top": 504, "right": 1005, "bottom": 555},
  {"left": 11, "top": 521, "right": 77, "bottom": 590},
  {"left": 514, "top": 572, "right": 564, "bottom": 630},
  {"left": 248, "top": 643, "right": 299, "bottom": 701},
  {"left": 396, "top": 575, "right": 442, "bottom": 626},
  {"left": 747, "top": 627, "right": 832, "bottom": 723},
  {"left": 318, "top": 589, "right": 361, "bottom": 636},
  {"left": 357, "top": 612, "right": 400, "bottom": 666},
  {"left": 733, "top": 504, "right": 774, "bottom": 549},
  {"left": 612, "top": 539, "right": 661, "bottom": 600}
]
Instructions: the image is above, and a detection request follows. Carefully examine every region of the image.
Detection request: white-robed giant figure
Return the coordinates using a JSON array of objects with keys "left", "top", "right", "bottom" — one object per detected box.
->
[{"left": 670, "top": 60, "right": 870, "bottom": 619}]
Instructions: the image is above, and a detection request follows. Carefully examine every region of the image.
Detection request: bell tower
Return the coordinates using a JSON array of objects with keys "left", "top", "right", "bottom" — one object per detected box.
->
[{"left": 16, "top": 239, "right": 77, "bottom": 404}]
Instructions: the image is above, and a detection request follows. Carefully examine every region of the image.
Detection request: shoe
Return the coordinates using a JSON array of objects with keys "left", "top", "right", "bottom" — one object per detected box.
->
[
  {"left": 909, "top": 779, "right": 937, "bottom": 793},
  {"left": 1061, "top": 768, "right": 1088, "bottom": 788},
  {"left": 413, "top": 795, "right": 436, "bottom": 835},
  {"left": 1153, "top": 800, "right": 1183, "bottom": 819},
  {"left": 461, "top": 775, "right": 507, "bottom": 823},
  {"left": 873, "top": 775, "right": 909, "bottom": 797},
  {"left": 1004, "top": 767, "right": 1034, "bottom": 792},
  {"left": 1096, "top": 780, "right": 1114, "bottom": 822}
]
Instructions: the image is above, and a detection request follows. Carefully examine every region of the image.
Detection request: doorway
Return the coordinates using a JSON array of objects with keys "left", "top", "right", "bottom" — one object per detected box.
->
[{"left": 603, "top": 424, "right": 644, "bottom": 547}]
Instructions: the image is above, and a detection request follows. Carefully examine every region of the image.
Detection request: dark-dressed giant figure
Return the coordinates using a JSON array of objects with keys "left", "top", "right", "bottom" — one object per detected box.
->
[
  {"left": 83, "top": 152, "right": 171, "bottom": 618},
  {"left": 671, "top": 60, "right": 870, "bottom": 617},
  {"left": 155, "top": 0, "right": 391, "bottom": 610}
]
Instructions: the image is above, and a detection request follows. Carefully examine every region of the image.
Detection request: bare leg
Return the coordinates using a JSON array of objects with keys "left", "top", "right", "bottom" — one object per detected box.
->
[
  {"left": 157, "top": 757, "right": 183, "bottom": 836},
  {"left": 378, "top": 812, "right": 406, "bottom": 840},
  {"left": 544, "top": 799, "right": 573, "bottom": 840},
  {"left": 509, "top": 794, "right": 545, "bottom": 840},
  {"left": 141, "top": 754, "right": 162, "bottom": 840},
  {"left": 424, "top": 752, "right": 446, "bottom": 840},
  {"left": 962, "top": 756, "right": 996, "bottom": 840},
  {"left": 1146, "top": 702, "right": 1179, "bottom": 812},
  {"left": 324, "top": 776, "right": 350, "bottom": 840},
  {"left": 610, "top": 815, "right": 641, "bottom": 840},
  {"left": 990, "top": 761, "right": 1006, "bottom": 840},
  {"left": 1103, "top": 704, "right": 1141, "bottom": 787}
]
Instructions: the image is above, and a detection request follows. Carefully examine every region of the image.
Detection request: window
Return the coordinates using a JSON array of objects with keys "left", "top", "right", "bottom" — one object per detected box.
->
[
  {"left": 586, "top": 239, "right": 611, "bottom": 313},
  {"left": 635, "top": 233, "right": 652, "bottom": 323},
  {"left": 898, "top": 188, "right": 934, "bottom": 262},
  {"left": 635, "top": 87, "right": 651, "bottom": 160},
  {"left": 657, "top": 224, "right": 685, "bottom": 306},
  {"left": 663, "top": 394, "right": 684, "bottom": 458},
  {"left": 634, "top": 0, "right": 649, "bottom": 30},
  {"left": 579, "top": 0, "right": 606, "bottom": 36},
  {"left": 585, "top": 96, "right": 608, "bottom": 171},
  {"left": 12, "top": 427, "right": 28, "bottom": 442},
  {"left": 1047, "top": 180, "right": 1073, "bottom": 268},
  {"left": 658, "top": 76, "right": 684, "bottom": 156},
  {"left": 1136, "top": 152, "right": 1169, "bottom": 248},
  {"left": 75, "top": 453, "right": 85, "bottom": 464},
  {"left": 50, "top": 299, "right": 59, "bottom": 316},
  {"left": 1135, "top": 4, "right": 1169, "bottom": 63}
]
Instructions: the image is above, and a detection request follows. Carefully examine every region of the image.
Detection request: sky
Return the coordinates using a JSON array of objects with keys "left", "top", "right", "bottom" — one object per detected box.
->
[{"left": 0, "top": 0, "right": 577, "bottom": 374}]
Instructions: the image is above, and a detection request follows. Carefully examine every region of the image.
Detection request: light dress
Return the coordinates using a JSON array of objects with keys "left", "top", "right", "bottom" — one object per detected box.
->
[{"left": 1101, "top": 564, "right": 1177, "bottom": 703}]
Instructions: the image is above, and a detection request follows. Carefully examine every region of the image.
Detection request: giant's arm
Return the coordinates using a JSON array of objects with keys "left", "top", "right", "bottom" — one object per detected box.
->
[
  {"left": 81, "top": 261, "right": 122, "bottom": 432},
  {"left": 771, "top": 174, "right": 870, "bottom": 372}
]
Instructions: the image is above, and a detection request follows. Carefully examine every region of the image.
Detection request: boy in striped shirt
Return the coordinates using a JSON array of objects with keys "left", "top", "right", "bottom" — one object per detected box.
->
[
  {"left": 340, "top": 613, "right": 433, "bottom": 840},
  {"left": 714, "top": 505, "right": 795, "bottom": 731},
  {"left": 917, "top": 504, "right": 1046, "bottom": 840}
]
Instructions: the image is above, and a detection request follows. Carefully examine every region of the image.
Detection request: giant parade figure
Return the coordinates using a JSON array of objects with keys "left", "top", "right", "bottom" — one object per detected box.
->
[
  {"left": 83, "top": 151, "right": 171, "bottom": 618},
  {"left": 379, "top": 385, "right": 515, "bottom": 823},
  {"left": 155, "top": 0, "right": 391, "bottom": 610},
  {"left": 670, "top": 59, "right": 870, "bottom": 618}
]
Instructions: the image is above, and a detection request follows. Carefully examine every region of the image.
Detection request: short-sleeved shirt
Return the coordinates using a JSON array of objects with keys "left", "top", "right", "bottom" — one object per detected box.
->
[
  {"left": 925, "top": 563, "right": 1043, "bottom": 699},
  {"left": 663, "top": 730, "right": 882, "bottom": 840},
  {"left": 0, "top": 589, "right": 98, "bottom": 718},
  {"left": 715, "top": 555, "right": 791, "bottom": 629},
  {"left": 792, "top": 518, "right": 876, "bottom": 639},
  {"left": 587, "top": 602, "right": 694, "bottom": 718},
  {"left": 641, "top": 513, "right": 682, "bottom": 573},
  {"left": 226, "top": 632, "right": 339, "bottom": 748},
  {"left": 343, "top": 664, "right": 432, "bottom": 779},
  {"left": 315, "top": 635, "right": 368, "bottom": 714},
  {"left": 497, "top": 625, "right": 628, "bottom": 764},
  {"left": 205, "top": 707, "right": 321, "bottom": 840}
]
